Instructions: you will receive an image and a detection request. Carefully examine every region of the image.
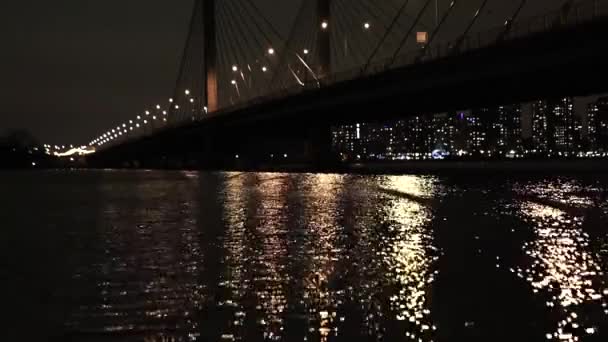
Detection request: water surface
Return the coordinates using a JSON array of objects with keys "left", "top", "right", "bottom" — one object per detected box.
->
[{"left": 1, "top": 171, "right": 607, "bottom": 341}]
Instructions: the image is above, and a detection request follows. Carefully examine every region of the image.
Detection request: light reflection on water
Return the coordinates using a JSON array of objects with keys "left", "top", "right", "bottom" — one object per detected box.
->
[
  {"left": 379, "top": 176, "right": 439, "bottom": 341},
  {"left": 516, "top": 199, "right": 606, "bottom": 341},
  {"left": 2, "top": 171, "right": 607, "bottom": 341},
  {"left": 65, "top": 171, "right": 207, "bottom": 340},
  {"left": 297, "top": 174, "right": 344, "bottom": 342},
  {"left": 248, "top": 174, "right": 289, "bottom": 341}
]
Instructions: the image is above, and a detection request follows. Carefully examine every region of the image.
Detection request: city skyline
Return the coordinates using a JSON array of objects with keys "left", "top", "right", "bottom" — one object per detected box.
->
[{"left": 332, "top": 94, "right": 608, "bottom": 161}]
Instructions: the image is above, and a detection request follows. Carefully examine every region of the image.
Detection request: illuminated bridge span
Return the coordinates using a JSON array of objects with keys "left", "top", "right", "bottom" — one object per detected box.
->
[{"left": 88, "top": 0, "right": 608, "bottom": 169}]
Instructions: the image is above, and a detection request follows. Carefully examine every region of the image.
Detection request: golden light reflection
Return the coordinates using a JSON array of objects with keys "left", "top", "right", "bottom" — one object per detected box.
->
[
  {"left": 299, "top": 174, "right": 345, "bottom": 342},
  {"left": 513, "top": 179, "right": 597, "bottom": 209},
  {"left": 218, "top": 172, "right": 250, "bottom": 341},
  {"left": 518, "top": 200, "right": 606, "bottom": 341},
  {"left": 381, "top": 175, "right": 439, "bottom": 341},
  {"left": 383, "top": 175, "right": 436, "bottom": 199},
  {"left": 251, "top": 173, "right": 290, "bottom": 341}
]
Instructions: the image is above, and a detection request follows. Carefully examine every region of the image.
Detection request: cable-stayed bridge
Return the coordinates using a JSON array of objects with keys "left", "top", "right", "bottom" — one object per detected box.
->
[{"left": 87, "top": 0, "right": 608, "bottom": 169}]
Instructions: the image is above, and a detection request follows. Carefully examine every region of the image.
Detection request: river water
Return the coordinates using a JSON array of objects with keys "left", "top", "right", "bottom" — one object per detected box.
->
[{"left": 1, "top": 170, "right": 607, "bottom": 341}]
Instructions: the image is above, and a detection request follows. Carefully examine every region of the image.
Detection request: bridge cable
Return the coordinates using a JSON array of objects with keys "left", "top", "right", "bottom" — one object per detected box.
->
[
  {"left": 333, "top": 0, "right": 365, "bottom": 69},
  {"left": 333, "top": 0, "right": 361, "bottom": 65},
  {"left": 341, "top": 0, "right": 384, "bottom": 70},
  {"left": 245, "top": 0, "right": 312, "bottom": 90},
  {"left": 242, "top": 0, "right": 283, "bottom": 96},
  {"left": 224, "top": 0, "right": 268, "bottom": 99},
  {"left": 178, "top": 1, "right": 208, "bottom": 123},
  {"left": 176, "top": 10, "right": 198, "bottom": 123},
  {"left": 350, "top": 0, "right": 388, "bottom": 44},
  {"left": 389, "top": 0, "right": 433, "bottom": 65},
  {"left": 268, "top": 0, "right": 314, "bottom": 90},
  {"left": 186, "top": 9, "right": 205, "bottom": 122},
  {"left": 496, "top": 0, "right": 528, "bottom": 42},
  {"left": 333, "top": 0, "right": 371, "bottom": 67},
  {"left": 363, "top": 0, "right": 411, "bottom": 72},
  {"left": 450, "top": 0, "right": 491, "bottom": 54},
  {"left": 366, "top": 0, "right": 400, "bottom": 30},
  {"left": 417, "top": 0, "right": 459, "bottom": 61},
  {"left": 169, "top": 0, "right": 200, "bottom": 124},
  {"left": 217, "top": 3, "right": 245, "bottom": 105},
  {"left": 219, "top": 2, "right": 256, "bottom": 102},
  {"left": 290, "top": 15, "right": 318, "bottom": 87},
  {"left": 243, "top": 0, "right": 287, "bottom": 43},
  {"left": 215, "top": 4, "right": 237, "bottom": 107},
  {"left": 239, "top": 0, "right": 302, "bottom": 94},
  {"left": 225, "top": 0, "right": 263, "bottom": 101}
]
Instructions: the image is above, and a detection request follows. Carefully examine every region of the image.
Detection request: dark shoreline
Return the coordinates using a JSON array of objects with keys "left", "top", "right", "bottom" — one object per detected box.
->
[
  {"left": 344, "top": 159, "right": 608, "bottom": 174},
  {"left": 239, "top": 159, "right": 608, "bottom": 175},
  {"left": 7, "top": 159, "right": 608, "bottom": 175}
]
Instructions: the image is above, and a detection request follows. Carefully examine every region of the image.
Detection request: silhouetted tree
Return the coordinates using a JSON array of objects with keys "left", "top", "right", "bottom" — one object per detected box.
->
[{"left": 0, "top": 129, "right": 44, "bottom": 169}]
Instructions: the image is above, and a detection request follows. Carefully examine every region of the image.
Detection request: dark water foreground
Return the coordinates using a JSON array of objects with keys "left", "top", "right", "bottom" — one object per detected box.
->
[{"left": 1, "top": 170, "right": 607, "bottom": 341}]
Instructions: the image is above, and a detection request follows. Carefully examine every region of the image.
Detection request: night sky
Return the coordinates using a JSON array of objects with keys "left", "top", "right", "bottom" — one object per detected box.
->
[
  {"left": 0, "top": 0, "right": 299, "bottom": 144},
  {"left": 1, "top": 0, "right": 565, "bottom": 144}
]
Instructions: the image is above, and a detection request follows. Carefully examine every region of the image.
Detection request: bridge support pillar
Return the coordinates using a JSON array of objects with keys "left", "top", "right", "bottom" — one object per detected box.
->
[
  {"left": 203, "top": 0, "right": 219, "bottom": 112},
  {"left": 306, "top": 120, "right": 338, "bottom": 171},
  {"left": 318, "top": 0, "right": 331, "bottom": 78}
]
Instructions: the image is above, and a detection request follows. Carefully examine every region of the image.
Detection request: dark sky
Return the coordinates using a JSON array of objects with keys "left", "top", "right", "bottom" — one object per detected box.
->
[
  {"left": 0, "top": 0, "right": 299, "bottom": 144},
  {"left": 0, "top": 0, "right": 560, "bottom": 144}
]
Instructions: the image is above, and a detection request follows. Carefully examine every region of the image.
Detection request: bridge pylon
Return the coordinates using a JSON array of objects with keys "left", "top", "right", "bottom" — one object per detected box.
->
[{"left": 202, "top": 0, "right": 218, "bottom": 113}]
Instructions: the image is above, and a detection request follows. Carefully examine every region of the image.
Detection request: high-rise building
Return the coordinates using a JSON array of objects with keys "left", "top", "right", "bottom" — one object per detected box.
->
[
  {"left": 332, "top": 123, "right": 371, "bottom": 160},
  {"left": 432, "top": 113, "right": 455, "bottom": 153},
  {"left": 495, "top": 105, "right": 523, "bottom": 153},
  {"left": 532, "top": 98, "right": 576, "bottom": 154},
  {"left": 452, "top": 110, "right": 471, "bottom": 154},
  {"left": 392, "top": 115, "right": 434, "bottom": 159},
  {"left": 550, "top": 97, "right": 576, "bottom": 152},
  {"left": 573, "top": 114, "right": 585, "bottom": 152},
  {"left": 468, "top": 109, "right": 490, "bottom": 154},
  {"left": 532, "top": 100, "right": 550, "bottom": 152},
  {"left": 593, "top": 96, "right": 608, "bottom": 151},
  {"left": 361, "top": 123, "right": 394, "bottom": 160},
  {"left": 587, "top": 102, "right": 599, "bottom": 150},
  {"left": 331, "top": 124, "right": 356, "bottom": 160}
]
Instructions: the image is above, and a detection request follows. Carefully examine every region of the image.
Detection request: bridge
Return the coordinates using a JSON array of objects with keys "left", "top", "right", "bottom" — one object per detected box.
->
[{"left": 87, "top": 0, "right": 608, "bottom": 170}]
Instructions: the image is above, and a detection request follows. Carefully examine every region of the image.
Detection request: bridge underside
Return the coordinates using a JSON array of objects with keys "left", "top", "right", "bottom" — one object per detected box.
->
[{"left": 89, "top": 18, "right": 608, "bottom": 170}]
